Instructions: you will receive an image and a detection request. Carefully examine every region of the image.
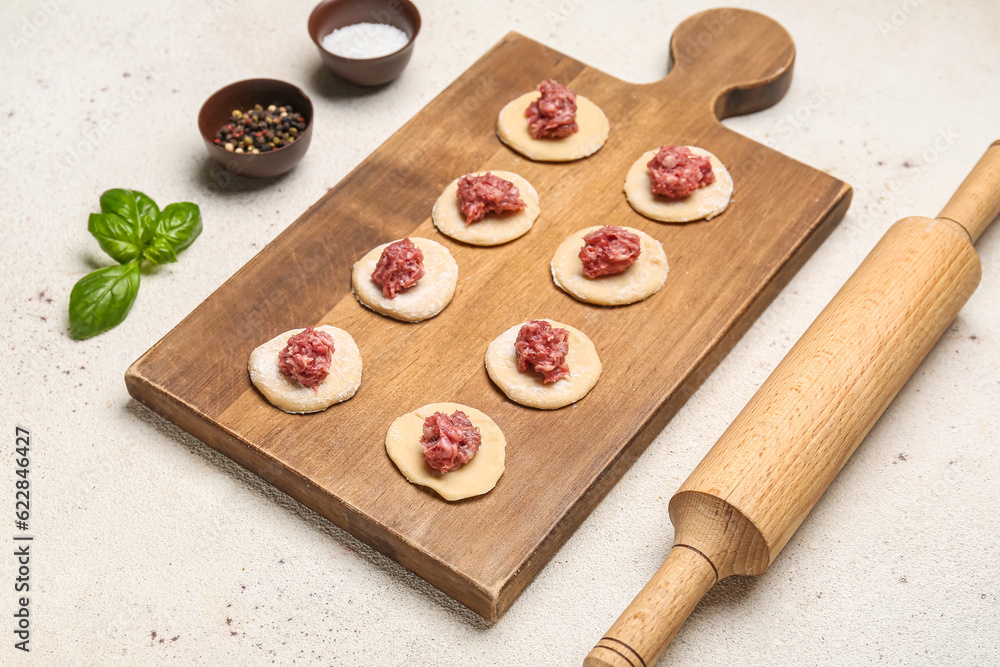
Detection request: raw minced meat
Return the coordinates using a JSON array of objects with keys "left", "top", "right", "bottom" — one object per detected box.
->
[
  {"left": 515, "top": 320, "right": 570, "bottom": 383},
  {"left": 647, "top": 145, "right": 715, "bottom": 199},
  {"left": 579, "top": 225, "right": 642, "bottom": 278},
  {"left": 525, "top": 80, "right": 579, "bottom": 139},
  {"left": 371, "top": 238, "right": 425, "bottom": 299},
  {"left": 277, "top": 326, "right": 335, "bottom": 390},
  {"left": 421, "top": 410, "right": 482, "bottom": 473},
  {"left": 456, "top": 172, "right": 526, "bottom": 223}
]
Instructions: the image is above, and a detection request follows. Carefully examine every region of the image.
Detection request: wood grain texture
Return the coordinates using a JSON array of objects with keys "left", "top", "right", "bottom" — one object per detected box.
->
[
  {"left": 125, "top": 9, "right": 851, "bottom": 621},
  {"left": 591, "top": 168, "right": 992, "bottom": 664},
  {"left": 937, "top": 140, "right": 1000, "bottom": 243},
  {"left": 587, "top": 546, "right": 717, "bottom": 667},
  {"left": 676, "top": 217, "right": 980, "bottom": 565}
]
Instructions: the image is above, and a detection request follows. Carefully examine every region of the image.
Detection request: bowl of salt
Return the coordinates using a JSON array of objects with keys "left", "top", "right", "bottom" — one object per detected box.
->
[{"left": 308, "top": 0, "right": 421, "bottom": 86}]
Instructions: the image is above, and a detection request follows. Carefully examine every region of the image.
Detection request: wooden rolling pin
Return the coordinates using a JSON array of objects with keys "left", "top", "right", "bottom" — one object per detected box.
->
[{"left": 585, "top": 141, "right": 1000, "bottom": 667}]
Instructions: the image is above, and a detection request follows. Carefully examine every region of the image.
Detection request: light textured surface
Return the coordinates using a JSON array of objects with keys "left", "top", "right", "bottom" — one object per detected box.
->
[{"left": 1, "top": 0, "right": 997, "bottom": 665}]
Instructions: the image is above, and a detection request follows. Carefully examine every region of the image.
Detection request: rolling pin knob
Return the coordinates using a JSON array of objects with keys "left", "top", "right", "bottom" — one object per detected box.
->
[
  {"left": 585, "top": 546, "right": 716, "bottom": 667},
  {"left": 586, "top": 491, "right": 768, "bottom": 667}
]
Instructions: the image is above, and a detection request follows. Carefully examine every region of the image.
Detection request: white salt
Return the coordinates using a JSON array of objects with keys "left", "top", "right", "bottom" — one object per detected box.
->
[{"left": 321, "top": 22, "right": 410, "bottom": 59}]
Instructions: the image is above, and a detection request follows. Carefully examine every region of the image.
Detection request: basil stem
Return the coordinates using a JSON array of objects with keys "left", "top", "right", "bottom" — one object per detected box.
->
[{"left": 69, "top": 261, "right": 141, "bottom": 340}]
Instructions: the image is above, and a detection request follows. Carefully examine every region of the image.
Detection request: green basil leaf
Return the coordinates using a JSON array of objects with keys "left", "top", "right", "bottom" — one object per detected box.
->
[
  {"left": 88, "top": 212, "right": 142, "bottom": 263},
  {"left": 69, "top": 261, "right": 141, "bottom": 340},
  {"left": 144, "top": 202, "right": 202, "bottom": 263},
  {"left": 100, "top": 189, "right": 159, "bottom": 247},
  {"left": 142, "top": 237, "right": 178, "bottom": 265}
]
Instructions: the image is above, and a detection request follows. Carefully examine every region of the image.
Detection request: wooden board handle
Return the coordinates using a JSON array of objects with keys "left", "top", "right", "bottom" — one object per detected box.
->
[
  {"left": 585, "top": 546, "right": 717, "bottom": 667},
  {"left": 665, "top": 9, "right": 795, "bottom": 119},
  {"left": 937, "top": 140, "right": 1000, "bottom": 243}
]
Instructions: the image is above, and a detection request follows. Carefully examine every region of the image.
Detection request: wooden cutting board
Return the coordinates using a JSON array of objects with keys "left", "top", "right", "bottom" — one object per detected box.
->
[{"left": 126, "top": 9, "right": 851, "bottom": 621}]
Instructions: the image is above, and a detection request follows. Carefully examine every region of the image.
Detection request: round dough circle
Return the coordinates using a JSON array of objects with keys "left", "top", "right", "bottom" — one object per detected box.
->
[
  {"left": 248, "top": 325, "right": 363, "bottom": 414},
  {"left": 385, "top": 402, "right": 506, "bottom": 502},
  {"left": 551, "top": 226, "right": 669, "bottom": 306},
  {"left": 624, "top": 146, "right": 733, "bottom": 222},
  {"left": 432, "top": 171, "right": 540, "bottom": 246},
  {"left": 485, "top": 319, "right": 602, "bottom": 410},
  {"left": 496, "top": 91, "right": 610, "bottom": 162},
  {"left": 352, "top": 237, "right": 459, "bottom": 322}
]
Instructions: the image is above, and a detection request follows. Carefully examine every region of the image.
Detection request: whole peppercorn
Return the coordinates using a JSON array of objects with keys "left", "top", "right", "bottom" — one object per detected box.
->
[{"left": 213, "top": 103, "right": 307, "bottom": 154}]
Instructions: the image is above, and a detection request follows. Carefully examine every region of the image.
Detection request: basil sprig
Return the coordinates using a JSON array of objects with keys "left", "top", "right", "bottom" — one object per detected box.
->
[{"left": 69, "top": 189, "right": 202, "bottom": 340}]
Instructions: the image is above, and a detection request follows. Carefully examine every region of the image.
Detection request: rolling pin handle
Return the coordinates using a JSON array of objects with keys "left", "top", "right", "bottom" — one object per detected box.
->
[
  {"left": 936, "top": 140, "right": 1000, "bottom": 244},
  {"left": 584, "top": 545, "right": 718, "bottom": 667}
]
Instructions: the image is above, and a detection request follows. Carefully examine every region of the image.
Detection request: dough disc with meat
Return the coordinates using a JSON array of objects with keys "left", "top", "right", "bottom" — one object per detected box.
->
[
  {"left": 385, "top": 402, "right": 505, "bottom": 501},
  {"left": 496, "top": 91, "right": 610, "bottom": 162},
  {"left": 248, "top": 325, "right": 363, "bottom": 414},
  {"left": 486, "top": 319, "right": 601, "bottom": 410},
  {"left": 551, "top": 226, "right": 668, "bottom": 306},
  {"left": 624, "top": 147, "right": 733, "bottom": 223},
  {"left": 432, "top": 171, "right": 540, "bottom": 246},
  {"left": 352, "top": 237, "right": 459, "bottom": 322}
]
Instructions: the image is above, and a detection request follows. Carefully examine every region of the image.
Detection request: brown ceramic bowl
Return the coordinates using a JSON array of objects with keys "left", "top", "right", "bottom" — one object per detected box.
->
[
  {"left": 308, "top": 0, "right": 421, "bottom": 86},
  {"left": 198, "top": 79, "right": 313, "bottom": 179}
]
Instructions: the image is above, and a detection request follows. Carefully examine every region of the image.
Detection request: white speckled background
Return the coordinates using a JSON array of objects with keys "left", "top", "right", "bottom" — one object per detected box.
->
[{"left": 2, "top": 0, "right": 998, "bottom": 665}]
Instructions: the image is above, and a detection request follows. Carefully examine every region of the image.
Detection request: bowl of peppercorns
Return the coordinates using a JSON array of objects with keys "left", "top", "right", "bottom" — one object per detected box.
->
[{"left": 198, "top": 78, "right": 314, "bottom": 178}]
